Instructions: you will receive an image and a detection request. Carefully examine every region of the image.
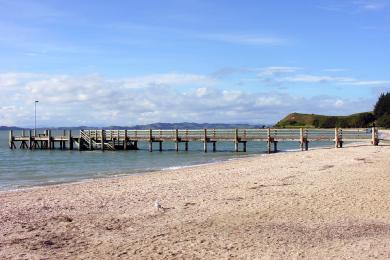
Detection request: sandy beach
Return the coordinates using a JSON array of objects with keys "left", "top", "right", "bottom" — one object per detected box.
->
[{"left": 1, "top": 143, "right": 390, "bottom": 259}]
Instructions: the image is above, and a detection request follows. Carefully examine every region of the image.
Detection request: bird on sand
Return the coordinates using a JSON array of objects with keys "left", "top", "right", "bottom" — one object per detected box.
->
[{"left": 155, "top": 200, "right": 164, "bottom": 212}]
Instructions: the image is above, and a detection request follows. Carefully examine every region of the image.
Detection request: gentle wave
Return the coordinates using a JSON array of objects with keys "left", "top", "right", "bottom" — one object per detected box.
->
[{"left": 0, "top": 130, "right": 336, "bottom": 191}]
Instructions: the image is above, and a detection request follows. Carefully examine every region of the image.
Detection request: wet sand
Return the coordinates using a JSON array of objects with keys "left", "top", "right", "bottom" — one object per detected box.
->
[{"left": 1, "top": 144, "right": 390, "bottom": 259}]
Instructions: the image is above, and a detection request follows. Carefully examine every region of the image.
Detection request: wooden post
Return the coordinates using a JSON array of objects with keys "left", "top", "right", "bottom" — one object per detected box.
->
[
  {"left": 159, "top": 141, "right": 162, "bottom": 152},
  {"left": 204, "top": 129, "right": 207, "bottom": 153},
  {"left": 185, "top": 141, "right": 188, "bottom": 151},
  {"left": 149, "top": 129, "right": 153, "bottom": 152},
  {"left": 274, "top": 141, "right": 278, "bottom": 153},
  {"left": 243, "top": 141, "right": 247, "bottom": 152},
  {"left": 372, "top": 127, "right": 379, "bottom": 145},
  {"left": 267, "top": 128, "right": 272, "bottom": 154},
  {"left": 334, "top": 128, "right": 339, "bottom": 148},
  {"left": 339, "top": 129, "right": 343, "bottom": 148},
  {"left": 101, "top": 130, "right": 105, "bottom": 151},
  {"left": 175, "top": 129, "right": 179, "bottom": 152},
  {"left": 9, "top": 130, "right": 13, "bottom": 149},
  {"left": 89, "top": 135, "right": 93, "bottom": 150},
  {"left": 48, "top": 129, "right": 52, "bottom": 149},
  {"left": 300, "top": 128, "right": 309, "bottom": 151},
  {"left": 68, "top": 130, "right": 73, "bottom": 150},
  {"left": 124, "top": 130, "right": 128, "bottom": 150},
  {"left": 78, "top": 130, "right": 82, "bottom": 151},
  {"left": 212, "top": 141, "right": 216, "bottom": 152},
  {"left": 29, "top": 130, "right": 32, "bottom": 149},
  {"left": 235, "top": 128, "right": 239, "bottom": 152}
]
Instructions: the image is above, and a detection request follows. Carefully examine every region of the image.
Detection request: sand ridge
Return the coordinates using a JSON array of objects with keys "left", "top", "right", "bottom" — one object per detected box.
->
[{"left": 1, "top": 145, "right": 390, "bottom": 259}]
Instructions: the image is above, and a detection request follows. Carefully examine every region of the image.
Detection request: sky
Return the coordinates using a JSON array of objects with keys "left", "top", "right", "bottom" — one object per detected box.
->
[{"left": 0, "top": 0, "right": 390, "bottom": 127}]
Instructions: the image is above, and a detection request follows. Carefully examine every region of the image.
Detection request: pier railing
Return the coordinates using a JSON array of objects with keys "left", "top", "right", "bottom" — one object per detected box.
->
[{"left": 8, "top": 127, "right": 379, "bottom": 153}]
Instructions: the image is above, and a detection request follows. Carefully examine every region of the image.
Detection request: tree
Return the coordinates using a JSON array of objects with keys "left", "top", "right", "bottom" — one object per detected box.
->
[
  {"left": 374, "top": 92, "right": 390, "bottom": 128},
  {"left": 377, "top": 114, "right": 390, "bottom": 128},
  {"left": 374, "top": 92, "right": 390, "bottom": 118}
]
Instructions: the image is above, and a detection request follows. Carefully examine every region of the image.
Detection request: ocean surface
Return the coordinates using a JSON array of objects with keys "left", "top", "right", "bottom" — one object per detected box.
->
[{"left": 0, "top": 130, "right": 334, "bottom": 191}]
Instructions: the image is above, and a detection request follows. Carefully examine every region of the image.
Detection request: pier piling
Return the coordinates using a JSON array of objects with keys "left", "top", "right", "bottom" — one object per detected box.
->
[{"left": 8, "top": 127, "right": 379, "bottom": 153}]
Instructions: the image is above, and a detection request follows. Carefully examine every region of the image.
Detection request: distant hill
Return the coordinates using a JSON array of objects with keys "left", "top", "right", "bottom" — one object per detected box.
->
[
  {"left": 275, "top": 112, "right": 375, "bottom": 128},
  {"left": 111, "top": 122, "right": 264, "bottom": 130},
  {"left": 0, "top": 126, "right": 25, "bottom": 130},
  {"left": 1, "top": 122, "right": 265, "bottom": 131}
]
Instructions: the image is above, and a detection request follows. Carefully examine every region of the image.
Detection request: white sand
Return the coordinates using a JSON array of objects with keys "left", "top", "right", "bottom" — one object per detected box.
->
[{"left": 1, "top": 144, "right": 390, "bottom": 259}]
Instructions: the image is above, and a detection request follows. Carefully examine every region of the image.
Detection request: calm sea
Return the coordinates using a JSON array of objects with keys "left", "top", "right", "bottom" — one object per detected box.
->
[{"left": 0, "top": 130, "right": 333, "bottom": 191}]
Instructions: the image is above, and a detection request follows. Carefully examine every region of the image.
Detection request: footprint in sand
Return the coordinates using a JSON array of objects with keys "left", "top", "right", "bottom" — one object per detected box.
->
[{"left": 318, "top": 165, "right": 334, "bottom": 171}]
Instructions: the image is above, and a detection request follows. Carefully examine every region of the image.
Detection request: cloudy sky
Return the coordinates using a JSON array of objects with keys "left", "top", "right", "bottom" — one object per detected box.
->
[{"left": 0, "top": 0, "right": 389, "bottom": 127}]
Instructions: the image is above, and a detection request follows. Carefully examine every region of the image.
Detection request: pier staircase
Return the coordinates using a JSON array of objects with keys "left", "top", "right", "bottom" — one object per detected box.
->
[{"left": 79, "top": 130, "right": 115, "bottom": 151}]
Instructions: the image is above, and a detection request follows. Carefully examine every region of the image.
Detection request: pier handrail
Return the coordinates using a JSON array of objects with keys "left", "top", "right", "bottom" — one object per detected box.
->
[{"left": 9, "top": 127, "right": 379, "bottom": 152}]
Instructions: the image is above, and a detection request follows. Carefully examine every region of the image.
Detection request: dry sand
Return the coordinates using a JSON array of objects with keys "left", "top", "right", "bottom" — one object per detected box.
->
[{"left": 1, "top": 144, "right": 390, "bottom": 259}]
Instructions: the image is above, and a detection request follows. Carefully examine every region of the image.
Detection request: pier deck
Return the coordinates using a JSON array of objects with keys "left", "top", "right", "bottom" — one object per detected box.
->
[{"left": 8, "top": 128, "right": 379, "bottom": 153}]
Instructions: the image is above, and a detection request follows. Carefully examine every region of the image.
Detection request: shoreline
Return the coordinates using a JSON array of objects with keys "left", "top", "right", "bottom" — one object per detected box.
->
[
  {"left": 0, "top": 143, "right": 338, "bottom": 193},
  {"left": 0, "top": 151, "right": 254, "bottom": 194},
  {"left": 1, "top": 144, "right": 390, "bottom": 258}
]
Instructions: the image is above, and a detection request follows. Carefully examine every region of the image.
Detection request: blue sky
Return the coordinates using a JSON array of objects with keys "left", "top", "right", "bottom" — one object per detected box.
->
[{"left": 0, "top": 0, "right": 390, "bottom": 126}]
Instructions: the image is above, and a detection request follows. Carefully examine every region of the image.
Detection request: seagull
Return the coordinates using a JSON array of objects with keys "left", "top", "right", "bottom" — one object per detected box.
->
[{"left": 155, "top": 200, "right": 164, "bottom": 212}]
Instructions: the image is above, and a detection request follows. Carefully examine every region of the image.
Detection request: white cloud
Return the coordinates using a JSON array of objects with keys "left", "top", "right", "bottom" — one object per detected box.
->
[
  {"left": 200, "top": 33, "right": 287, "bottom": 46},
  {"left": 334, "top": 99, "right": 345, "bottom": 108},
  {"left": 255, "top": 97, "right": 284, "bottom": 107},
  {"left": 354, "top": 0, "right": 388, "bottom": 10},
  {"left": 195, "top": 87, "right": 208, "bottom": 97},
  {"left": 258, "top": 66, "right": 302, "bottom": 77},
  {"left": 342, "top": 80, "right": 390, "bottom": 85},
  {"left": 283, "top": 74, "right": 390, "bottom": 85},
  {"left": 322, "top": 68, "right": 347, "bottom": 72},
  {"left": 0, "top": 72, "right": 378, "bottom": 126},
  {"left": 123, "top": 73, "right": 215, "bottom": 88},
  {"left": 284, "top": 75, "right": 353, "bottom": 83},
  {"left": 318, "top": 0, "right": 388, "bottom": 12}
]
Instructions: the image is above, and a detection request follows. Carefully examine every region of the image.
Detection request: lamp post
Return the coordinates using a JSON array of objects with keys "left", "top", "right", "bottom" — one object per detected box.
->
[{"left": 34, "top": 100, "right": 39, "bottom": 136}]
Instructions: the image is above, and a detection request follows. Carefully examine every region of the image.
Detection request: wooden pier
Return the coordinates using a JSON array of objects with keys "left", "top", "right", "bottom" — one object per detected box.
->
[{"left": 8, "top": 128, "right": 379, "bottom": 153}]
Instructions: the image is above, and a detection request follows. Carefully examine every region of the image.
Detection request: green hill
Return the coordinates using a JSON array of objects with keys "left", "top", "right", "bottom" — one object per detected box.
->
[{"left": 275, "top": 112, "right": 375, "bottom": 128}]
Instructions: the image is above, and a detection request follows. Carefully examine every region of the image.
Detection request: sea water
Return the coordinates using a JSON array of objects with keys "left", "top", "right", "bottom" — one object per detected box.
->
[{"left": 0, "top": 130, "right": 333, "bottom": 191}]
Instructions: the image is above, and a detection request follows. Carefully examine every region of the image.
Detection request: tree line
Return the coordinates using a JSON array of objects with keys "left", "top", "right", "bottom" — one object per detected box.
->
[{"left": 374, "top": 92, "right": 390, "bottom": 128}]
